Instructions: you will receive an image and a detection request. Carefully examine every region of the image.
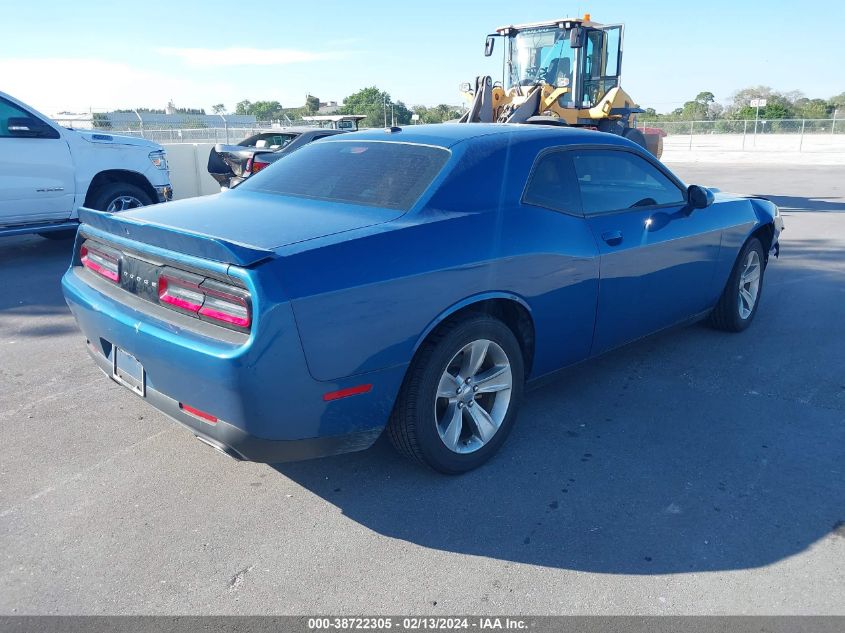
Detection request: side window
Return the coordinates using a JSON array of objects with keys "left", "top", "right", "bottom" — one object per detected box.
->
[
  {"left": 523, "top": 151, "right": 582, "bottom": 215},
  {"left": 572, "top": 150, "right": 685, "bottom": 214},
  {"left": 605, "top": 26, "right": 622, "bottom": 77},
  {"left": 0, "top": 98, "right": 52, "bottom": 138}
]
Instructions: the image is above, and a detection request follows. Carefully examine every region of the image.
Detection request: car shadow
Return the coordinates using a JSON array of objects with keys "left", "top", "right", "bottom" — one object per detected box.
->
[
  {"left": 0, "top": 235, "right": 74, "bottom": 315},
  {"left": 271, "top": 238, "right": 845, "bottom": 575},
  {"left": 752, "top": 194, "right": 845, "bottom": 213}
]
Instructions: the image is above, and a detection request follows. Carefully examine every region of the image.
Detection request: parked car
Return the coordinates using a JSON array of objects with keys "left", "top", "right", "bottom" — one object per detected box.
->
[
  {"left": 0, "top": 91, "right": 172, "bottom": 239},
  {"left": 207, "top": 116, "right": 365, "bottom": 189},
  {"left": 62, "top": 124, "right": 782, "bottom": 474}
]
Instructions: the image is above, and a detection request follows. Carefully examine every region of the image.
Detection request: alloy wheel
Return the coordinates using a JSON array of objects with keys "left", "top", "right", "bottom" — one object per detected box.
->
[
  {"left": 106, "top": 195, "right": 145, "bottom": 212},
  {"left": 738, "top": 249, "right": 762, "bottom": 319},
  {"left": 434, "top": 339, "right": 513, "bottom": 454}
]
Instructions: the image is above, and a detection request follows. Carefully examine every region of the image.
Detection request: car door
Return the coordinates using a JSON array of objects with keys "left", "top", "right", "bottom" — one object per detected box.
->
[
  {"left": 574, "top": 148, "right": 723, "bottom": 355},
  {"left": 515, "top": 147, "right": 600, "bottom": 373},
  {"left": 0, "top": 95, "right": 75, "bottom": 224}
]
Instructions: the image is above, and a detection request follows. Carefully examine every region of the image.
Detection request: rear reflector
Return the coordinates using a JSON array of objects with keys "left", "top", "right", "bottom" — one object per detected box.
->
[
  {"left": 323, "top": 384, "right": 373, "bottom": 401},
  {"left": 179, "top": 403, "right": 218, "bottom": 424},
  {"left": 80, "top": 243, "right": 119, "bottom": 282}
]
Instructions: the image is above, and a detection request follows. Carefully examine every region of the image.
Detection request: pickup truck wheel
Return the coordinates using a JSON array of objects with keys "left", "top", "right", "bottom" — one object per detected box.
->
[
  {"left": 90, "top": 183, "right": 152, "bottom": 212},
  {"left": 710, "top": 237, "right": 766, "bottom": 332},
  {"left": 388, "top": 315, "right": 524, "bottom": 474}
]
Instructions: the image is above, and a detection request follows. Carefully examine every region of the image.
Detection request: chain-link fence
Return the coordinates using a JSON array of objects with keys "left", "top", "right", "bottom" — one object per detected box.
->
[
  {"left": 640, "top": 118, "right": 844, "bottom": 153},
  {"left": 82, "top": 126, "right": 281, "bottom": 144},
  {"left": 52, "top": 112, "right": 845, "bottom": 152},
  {"left": 51, "top": 112, "right": 310, "bottom": 144}
]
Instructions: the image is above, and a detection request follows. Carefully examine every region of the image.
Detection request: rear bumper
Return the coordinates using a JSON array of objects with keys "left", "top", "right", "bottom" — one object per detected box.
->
[
  {"left": 85, "top": 344, "right": 381, "bottom": 462},
  {"left": 62, "top": 262, "right": 406, "bottom": 463}
]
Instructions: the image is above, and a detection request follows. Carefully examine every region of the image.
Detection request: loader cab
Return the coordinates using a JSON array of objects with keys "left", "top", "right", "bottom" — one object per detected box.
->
[{"left": 491, "top": 17, "right": 623, "bottom": 109}]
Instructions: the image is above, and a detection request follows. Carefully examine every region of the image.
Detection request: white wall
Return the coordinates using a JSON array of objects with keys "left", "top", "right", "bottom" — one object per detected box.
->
[{"left": 163, "top": 143, "right": 223, "bottom": 200}]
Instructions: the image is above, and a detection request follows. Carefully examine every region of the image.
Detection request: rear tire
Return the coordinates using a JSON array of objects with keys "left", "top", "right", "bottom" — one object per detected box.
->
[
  {"left": 388, "top": 315, "right": 524, "bottom": 474},
  {"left": 89, "top": 182, "right": 153, "bottom": 212},
  {"left": 710, "top": 237, "right": 766, "bottom": 332}
]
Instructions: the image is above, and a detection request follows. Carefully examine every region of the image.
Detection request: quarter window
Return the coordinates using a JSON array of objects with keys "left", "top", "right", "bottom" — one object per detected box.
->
[
  {"left": 523, "top": 151, "right": 582, "bottom": 214},
  {"left": 572, "top": 150, "right": 685, "bottom": 214}
]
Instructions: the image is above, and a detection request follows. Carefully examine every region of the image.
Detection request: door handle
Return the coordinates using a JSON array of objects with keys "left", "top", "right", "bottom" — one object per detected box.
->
[{"left": 601, "top": 230, "right": 623, "bottom": 246}]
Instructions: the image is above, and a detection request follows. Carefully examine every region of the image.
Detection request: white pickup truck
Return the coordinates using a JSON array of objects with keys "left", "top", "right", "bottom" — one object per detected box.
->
[{"left": 0, "top": 91, "right": 172, "bottom": 239}]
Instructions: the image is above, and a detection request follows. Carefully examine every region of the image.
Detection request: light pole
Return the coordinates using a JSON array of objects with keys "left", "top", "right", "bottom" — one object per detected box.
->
[
  {"left": 750, "top": 98, "right": 766, "bottom": 146},
  {"left": 133, "top": 109, "right": 144, "bottom": 139},
  {"left": 383, "top": 95, "right": 387, "bottom": 128}
]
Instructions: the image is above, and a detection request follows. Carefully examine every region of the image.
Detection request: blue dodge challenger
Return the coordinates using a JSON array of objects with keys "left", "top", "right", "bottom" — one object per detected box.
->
[{"left": 62, "top": 124, "right": 782, "bottom": 473}]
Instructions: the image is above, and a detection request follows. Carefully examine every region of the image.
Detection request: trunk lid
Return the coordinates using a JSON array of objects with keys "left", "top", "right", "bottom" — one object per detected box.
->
[{"left": 78, "top": 191, "right": 402, "bottom": 266}]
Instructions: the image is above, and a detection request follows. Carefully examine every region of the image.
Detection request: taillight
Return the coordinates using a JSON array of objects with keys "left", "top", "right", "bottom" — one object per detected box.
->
[
  {"left": 158, "top": 270, "right": 204, "bottom": 314},
  {"left": 251, "top": 156, "right": 270, "bottom": 174},
  {"left": 158, "top": 267, "right": 251, "bottom": 331},
  {"left": 80, "top": 242, "right": 120, "bottom": 283},
  {"left": 198, "top": 279, "right": 250, "bottom": 328}
]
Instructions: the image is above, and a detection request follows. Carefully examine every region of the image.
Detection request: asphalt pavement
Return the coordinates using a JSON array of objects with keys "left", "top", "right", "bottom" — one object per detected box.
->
[{"left": 0, "top": 164, "right": 843, "bottom": 614}]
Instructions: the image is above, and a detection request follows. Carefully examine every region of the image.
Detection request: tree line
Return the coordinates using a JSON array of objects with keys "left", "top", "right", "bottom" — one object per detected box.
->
[
  {"left": 98, "top": 84, "right": 844, "bottom": 128},
  {"left": 642, "top": 86, "right": 845, "bottom": 122},
  {"left": 215, "top": 87, "right": 462, "bottom": 126},
  {"left": 217, "top": 84, "right": 844, "bottom": 126}
]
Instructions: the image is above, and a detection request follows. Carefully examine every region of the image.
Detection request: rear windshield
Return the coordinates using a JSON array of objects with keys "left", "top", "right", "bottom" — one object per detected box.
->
[
  {"left": 238, "top": 140, "right": 450, "bottom": 211},
  {"left": 240, "top": 133, "right": 298, "bottom": 148}
]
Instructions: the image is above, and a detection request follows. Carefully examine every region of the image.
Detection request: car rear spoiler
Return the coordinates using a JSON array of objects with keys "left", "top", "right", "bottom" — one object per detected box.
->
[{"left": 77, "top": 207, "right": 275, "bottom": 267}]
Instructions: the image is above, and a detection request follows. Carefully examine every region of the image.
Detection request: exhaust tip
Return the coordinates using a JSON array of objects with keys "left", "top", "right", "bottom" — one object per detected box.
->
[{"left": 194, "top": 435, "right": 243, "bottom": 461}]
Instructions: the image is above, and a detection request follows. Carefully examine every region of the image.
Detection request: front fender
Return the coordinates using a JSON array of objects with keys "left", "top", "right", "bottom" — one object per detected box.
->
[{"left": 748, "top": 197, "right": 784, "bottom": 255}]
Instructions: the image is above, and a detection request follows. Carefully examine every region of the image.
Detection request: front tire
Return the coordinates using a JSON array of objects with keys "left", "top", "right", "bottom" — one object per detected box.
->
[
  {"left": 710, "top": 237, "right": 766, "bottom": 332},
  {"left": 388, "top": 315, "right": 524, "bottom": 474},
  {"left": 89, "top": 182, "right": 153, "bottom": 212}
]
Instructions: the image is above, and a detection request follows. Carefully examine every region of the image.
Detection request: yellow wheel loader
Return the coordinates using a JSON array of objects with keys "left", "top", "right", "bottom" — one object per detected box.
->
[{"left": 458, "top": 14, "right": 663, "bottom": 159}]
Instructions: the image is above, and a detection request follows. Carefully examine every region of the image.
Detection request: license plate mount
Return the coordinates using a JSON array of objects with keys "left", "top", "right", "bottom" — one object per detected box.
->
[{"left": 113, "top": 347, "right": 146, "bottom": 397}]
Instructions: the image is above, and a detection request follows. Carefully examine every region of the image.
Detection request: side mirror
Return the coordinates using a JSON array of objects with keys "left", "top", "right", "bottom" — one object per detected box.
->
[
  {"left": 688, "top": 184, "right": 715, "bottom": 209},
  {"left": 7, "top": 116, "right": 54, "bottom": 138},
  {"left": 484, "top": 35, "right": 496, "bottom": 57},
  {"left": 570, "top": 27, "right": 585, "bottom": 48}
]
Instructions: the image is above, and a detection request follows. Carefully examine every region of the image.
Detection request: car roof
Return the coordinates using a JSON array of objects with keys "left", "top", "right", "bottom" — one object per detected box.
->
[
  {"left": 336, "top": 123, "right": 636, "bottom": 150},
  {"left": 252, "top": 127, "right": 343, "bottom": 135}
]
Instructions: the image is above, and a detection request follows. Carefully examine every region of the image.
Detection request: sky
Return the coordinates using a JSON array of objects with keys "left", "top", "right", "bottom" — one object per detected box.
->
[{"left": 1, "top": 0, "right": 843, "bottom": 116}]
